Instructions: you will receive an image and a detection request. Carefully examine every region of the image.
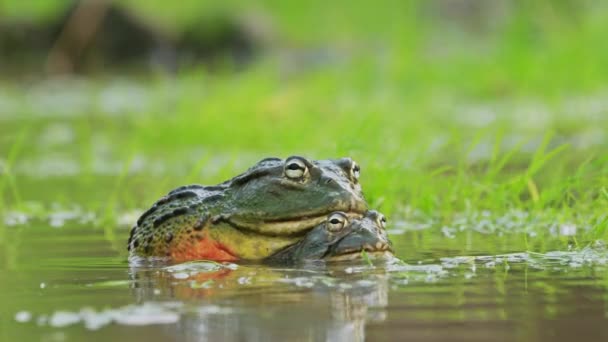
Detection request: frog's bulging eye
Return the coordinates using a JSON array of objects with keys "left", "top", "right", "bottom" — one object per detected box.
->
[
  {"left": 285, "top": 158, "right": 308, "bottom": 179},
  {"left": 327, "top": 212, "right": 348, "bottom": 232},
  {"left": 351, "top": 162, "right": 360, "bottom": 181},
  {"left": 378, "top": 215, "right": 387, "bottom": 229}
]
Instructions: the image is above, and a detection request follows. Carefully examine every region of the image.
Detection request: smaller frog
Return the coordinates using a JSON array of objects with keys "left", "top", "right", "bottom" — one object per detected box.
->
[{"left": 266, "top": 210, "right": 393, "bottom": 263}]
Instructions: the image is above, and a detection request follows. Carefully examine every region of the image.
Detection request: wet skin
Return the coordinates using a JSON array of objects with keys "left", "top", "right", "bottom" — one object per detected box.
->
[
  {"left": 128, "top": 156, "right": 368, "bottom": 262},
  {"left": 266, "top": 210, "right": 393, "bottom": 263}
]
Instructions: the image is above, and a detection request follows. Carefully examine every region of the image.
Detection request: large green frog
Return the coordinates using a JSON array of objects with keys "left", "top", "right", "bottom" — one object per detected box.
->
[
  {"left": 128, "top": 156, "right": 368, "bottom": 262},
  {"left": 266, "top": 210, "right": 393, "bottom": 263}
]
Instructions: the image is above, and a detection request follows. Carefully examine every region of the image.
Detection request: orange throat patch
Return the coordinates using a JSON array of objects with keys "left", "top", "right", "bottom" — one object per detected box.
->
[{"left": 170, "top": 231, "right": 239, "bottom": 262}]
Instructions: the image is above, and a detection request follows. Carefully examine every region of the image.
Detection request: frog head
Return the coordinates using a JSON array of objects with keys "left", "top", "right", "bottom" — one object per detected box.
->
[
  {"left": 266, "top": 210, "right": 393, "bottom": 262},
  {"left": 222, "top": 156, "right": 368, "bottom": 236}
]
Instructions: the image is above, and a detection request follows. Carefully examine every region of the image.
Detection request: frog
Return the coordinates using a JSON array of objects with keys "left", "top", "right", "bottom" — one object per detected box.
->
[
  {"left": 265, "top": 210, "right": 393, "bottom": 263},
  {"left": 128, "top": 156, "right": 368, "bottom": 262}
]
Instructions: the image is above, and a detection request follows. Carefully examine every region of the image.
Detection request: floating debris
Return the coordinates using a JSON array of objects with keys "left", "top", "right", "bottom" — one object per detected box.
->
[
  {"left": 48, "top": 208, "right": 96, "bottom": 228},
  {"left": 110, "top": 303, "right": 181, "bottom": 326},
  {"left": 435, "top": 246, "right": 608, "bottom": 273},
  {"left": 22, "top": 301, "right": 241, "bottom": 330},
  {"left": 32, "top": 302, "right": 183, "bottom": 330},
  {"left": 384, "top": 246, "right": 608, "bottom": 287},
  {"left": 14, "top": 311, "right": 32, "bottom": 323},
  {"left": 1, "top": 204, "right": 102, "bottom": 228},
  {"left": 48, "top": 311, "right": 82, "bottom": 328},
  {"left": 3, "top": 211, "right": 29, "bottom": 226},
  {"left": 391, "top": 208, "right": 597, "bottom": 240}
]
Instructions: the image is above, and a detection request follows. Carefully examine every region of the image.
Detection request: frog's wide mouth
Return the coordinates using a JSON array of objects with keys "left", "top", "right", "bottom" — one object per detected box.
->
[
  {"left": 225, "top": 195, "right": 368, "bottom": 236},
  {"left": 326, "top": 250, "right": 394, "bottom": 262},
  {"left": 227, "top": 210, "right": 365, "bottom": 236}
]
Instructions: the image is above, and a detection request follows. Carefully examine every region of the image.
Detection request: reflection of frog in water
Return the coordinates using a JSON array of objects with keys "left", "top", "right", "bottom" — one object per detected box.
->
[
  {"left": 129, "top": 259, "right": 391, "bottom": 341},
  {"left": 128, "top": 156, "right": 368, "bottom": 262},
  {"left": 129, "top": 210, "right": 394, "bottom": 301},
  {"left": 128, "top": 211, "right": 394, "bottom": 339}
]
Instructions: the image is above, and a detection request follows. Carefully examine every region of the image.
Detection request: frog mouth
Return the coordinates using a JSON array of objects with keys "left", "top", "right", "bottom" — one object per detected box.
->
[
  {"left": 325, "top": 240, "right": 394, "bottom": 261},
  {"left": 326, "top": 250, "right": 394, "bottom": 262},
  {"left": 226, "top": 211, "right": 365, "bottom": 236},
  {"left": 224, "top": 195, "right": 368, "bottom": 236}
]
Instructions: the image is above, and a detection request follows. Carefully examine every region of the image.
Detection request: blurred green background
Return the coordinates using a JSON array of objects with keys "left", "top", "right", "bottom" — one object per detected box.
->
[
  {"left": 1, "top": 0, "right": 607, "bottom": 235},
  {"left": 3, "top": 4, "right": 608, "bottom": 341}
]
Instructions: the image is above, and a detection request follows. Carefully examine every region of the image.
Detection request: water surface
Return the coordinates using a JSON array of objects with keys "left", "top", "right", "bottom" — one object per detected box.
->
[{"left": 3, "top": 220, "right": 608, "bottom": 342}]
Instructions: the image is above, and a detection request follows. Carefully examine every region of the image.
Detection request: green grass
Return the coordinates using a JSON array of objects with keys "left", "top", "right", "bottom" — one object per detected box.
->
[{"left": 0, "top": 0, "right": 607, "bottom": 241}]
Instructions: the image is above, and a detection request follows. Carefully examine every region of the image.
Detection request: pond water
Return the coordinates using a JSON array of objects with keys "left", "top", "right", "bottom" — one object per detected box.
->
[{"left": 3, "top": 219, "right": 608, "bottom": 342}]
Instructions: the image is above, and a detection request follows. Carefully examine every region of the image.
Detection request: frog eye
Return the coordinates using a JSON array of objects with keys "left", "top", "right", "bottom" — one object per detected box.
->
[
  {"left": 327, "top": 212, "right": 348, "bottom": 232},
  {"left": 284, "top": 158, "right": 308, "bottom": 179},
  {"left": 377, "top": 214, "right": 387, "bottom": 229},
  {"left": 351, "top": 162, "right": 360, "bottom": 181}
]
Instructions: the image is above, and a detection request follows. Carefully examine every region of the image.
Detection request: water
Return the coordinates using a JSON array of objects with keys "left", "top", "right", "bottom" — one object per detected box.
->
[{"left": 3, "top": 220, "right": 608, "bottom": 342}]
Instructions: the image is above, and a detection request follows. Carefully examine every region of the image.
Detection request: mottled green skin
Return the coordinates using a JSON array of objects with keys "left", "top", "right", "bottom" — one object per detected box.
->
[
  {"left": 266, "top": 210, "right": 393, "bottom": 263},
  {"left": 128, "top": 156, "right": 368, "bottom": 260}
]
